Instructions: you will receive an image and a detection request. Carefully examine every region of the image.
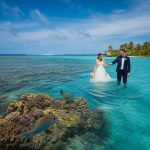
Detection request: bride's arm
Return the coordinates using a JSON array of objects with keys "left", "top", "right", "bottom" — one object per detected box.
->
[
  {"left": 103, "top": 61, "right": 107, "bottom": 67},
  {"left": 93, "top": 59, "right": 99, "bottom": 73}
]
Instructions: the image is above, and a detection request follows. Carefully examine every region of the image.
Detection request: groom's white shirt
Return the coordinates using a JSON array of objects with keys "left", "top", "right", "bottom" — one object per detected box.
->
[{"left": 121, "top": 56, "right": 125, "bottom": 70}]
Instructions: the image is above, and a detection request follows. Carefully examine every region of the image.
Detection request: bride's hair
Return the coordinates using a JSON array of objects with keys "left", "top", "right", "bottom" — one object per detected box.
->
[{"left": 97, "top": 53, "right": 103, "bottom": 61}]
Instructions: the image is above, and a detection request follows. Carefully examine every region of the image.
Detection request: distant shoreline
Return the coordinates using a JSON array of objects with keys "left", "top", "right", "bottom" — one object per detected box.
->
[
  {"left": 106, "top": 55, "right": 150, "bottom": 58},
  {"left": 0, "top": 54, "right": 150, "bottom": 57},
  {"left": 129, "top": 56, "right": 150, "bottom": 57},
  {"left": 0, "top": 54, "right": 97, "bottom": 56}
]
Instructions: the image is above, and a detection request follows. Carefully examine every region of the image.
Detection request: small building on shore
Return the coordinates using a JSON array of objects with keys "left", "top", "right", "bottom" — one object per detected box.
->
[{"left": 105, "top": 51, "right": 112, "bottom": 57}]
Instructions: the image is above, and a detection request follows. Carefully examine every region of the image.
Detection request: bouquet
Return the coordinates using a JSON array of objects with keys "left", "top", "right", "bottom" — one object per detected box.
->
[{"left": 90, "top": 72, "right": 95, "bottom": 78}]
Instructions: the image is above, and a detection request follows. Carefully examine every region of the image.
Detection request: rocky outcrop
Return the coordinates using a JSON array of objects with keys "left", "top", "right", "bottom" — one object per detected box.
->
[{"left": 0, "top": 93, "right": 105, "bottom": 150}]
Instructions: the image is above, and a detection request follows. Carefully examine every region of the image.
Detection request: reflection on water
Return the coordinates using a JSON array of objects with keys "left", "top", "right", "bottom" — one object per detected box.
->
[{"left": 0, "top": 56, "right": 150, "bottom": 150}]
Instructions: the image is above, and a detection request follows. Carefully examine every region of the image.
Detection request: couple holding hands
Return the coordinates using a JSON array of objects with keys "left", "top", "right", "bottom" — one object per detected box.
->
[{"left": 90, "top": 49, "right": 131, "bottom": 85}]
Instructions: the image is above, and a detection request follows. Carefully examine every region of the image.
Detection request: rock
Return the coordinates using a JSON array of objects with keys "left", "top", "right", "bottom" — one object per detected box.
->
[
  {"left": 0, "top": 121, "right": 25, "bottom": 150},
  {"left": 58, "top": 111, "right": 81, "bottom": 128},
  {"left": 0, "top": 118, "right": 7, "bottom": 125},
  {"left": 43, "top": 141, "right": 66, "bottom": 150},
  {"left": 84, "top": 110, "right": 104, "bottom": 131},
  {"left": 7, "top": 101, "right": 27, "bottom": 114},
  {"left": 53, "top": 100, "right": 65, "bottom": 109},
  {"left": 31, "top": 133, "right": 48, "bottom": 150},
  {"left": 5, "top": 112, "right": 21, "bottom": 122},
  {"left": 0, "top": 93, "right": 106, "bottom": 150},
  {"left": 0, "top": 115, "right": 4, "bottom": 119},
  {"left": 75, "top": 97, "right": 88, "bottom": 109},
  {"left": 20, "top": 93, "right": 52, "bottom": 109},
  {"left": 19, "top": 114, "right": 35, "bottom": 128},
  {"left": 7, "top": 102, "right": 17, "bottom": 113},
  {"left": 28, "top": 107, "right": 44, "bottom": 119},
  {"left": 43, "top": 108, "right": 57, "bottom": 116}
]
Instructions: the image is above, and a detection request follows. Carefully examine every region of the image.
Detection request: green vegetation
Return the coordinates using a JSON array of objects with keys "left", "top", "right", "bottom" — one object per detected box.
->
[{"left": 106, "top": 41, "right": 150, "bottom": 57}]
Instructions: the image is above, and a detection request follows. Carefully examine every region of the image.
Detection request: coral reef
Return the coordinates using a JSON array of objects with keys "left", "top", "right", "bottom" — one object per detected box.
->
[{"left": 0, "top": 93, "right": 105, "bottom": 150}]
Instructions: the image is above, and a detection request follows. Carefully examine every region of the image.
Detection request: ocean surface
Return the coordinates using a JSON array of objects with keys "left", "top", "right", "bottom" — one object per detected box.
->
[{"left": 0, "top": 55, "right": 150, "bottom": 150}]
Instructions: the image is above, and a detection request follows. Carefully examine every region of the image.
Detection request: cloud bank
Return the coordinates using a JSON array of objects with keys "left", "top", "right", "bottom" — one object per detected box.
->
[{"left": 0, "top": 0, "right": 150, "bottom": 54}]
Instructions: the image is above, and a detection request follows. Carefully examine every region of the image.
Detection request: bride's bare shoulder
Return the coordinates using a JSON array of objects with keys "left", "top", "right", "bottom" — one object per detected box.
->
[
  {"left": 95, "top": 59, "right": 100, "bottom": 65},
  {"left": 96, "top": 59, "right": 99, "bottom": 62}
]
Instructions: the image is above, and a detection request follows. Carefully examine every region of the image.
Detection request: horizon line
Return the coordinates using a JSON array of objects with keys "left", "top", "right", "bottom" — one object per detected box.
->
[{"left": 0, "top": 53, "right": 100, "bottom": 55}]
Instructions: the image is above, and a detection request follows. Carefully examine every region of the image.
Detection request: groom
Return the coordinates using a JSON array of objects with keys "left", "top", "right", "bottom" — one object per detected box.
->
[{"left": 108, "top": 49, "right": 131, "bottom": 85}]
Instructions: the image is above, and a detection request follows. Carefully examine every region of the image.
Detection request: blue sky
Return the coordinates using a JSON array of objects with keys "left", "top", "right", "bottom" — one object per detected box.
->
[{"left": 0, "top": 0, "right": 150, "bottom": 54}]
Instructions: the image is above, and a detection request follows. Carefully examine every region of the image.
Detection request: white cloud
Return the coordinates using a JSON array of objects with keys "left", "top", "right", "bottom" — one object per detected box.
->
[
  {"left": 0, "top": 2, "right": 23, "bottom": 18},
  {"left": 0, "top": 0, "right": 150, "bottom": 54},
  {"left": 87, "top": 15, "right": 150, "bottom": 37},
  {"left": 0, "top": 21, "right": 37, "bottom": 31},
  {"left": 30, "top": 9, "right": 49, "bottom": 25},
  {"left": 14, "top": 12, "right": 150, "bottom": 41}
]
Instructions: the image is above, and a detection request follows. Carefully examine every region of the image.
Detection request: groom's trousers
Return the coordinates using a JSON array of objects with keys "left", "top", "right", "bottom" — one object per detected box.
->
[{"left": 117, "top": 70, "right": 128, "bottom": 84}]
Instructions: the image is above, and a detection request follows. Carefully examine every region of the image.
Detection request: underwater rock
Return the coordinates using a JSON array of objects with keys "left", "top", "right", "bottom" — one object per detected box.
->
[
  {"left": 53, "top": 100, "right": 66, "bottom": 109},
  {"left": 75, "top": 97, "right": 88, "bottom": 109},
  {"left": 58, "top": 111, "right": 81, "bottom": 128},
  {"left": 7, "top": 93, "right": 52, "bottom": 114},
  {"left": 43, "top": 140, "right": 66, "bottom": 150},
  {"left": 0, "top": 115, "right": 4, "bottom": 119},
  {"left": 19, "top": 114, "right": 35, "bottom": 128},
  {"left": 30, "top": 133, "right": 48, "bottom": 149},
  {"left": 28, "top": 107, "right": 44, "bottom": 119},
  {"left": 0, "top": 117, "right": 7, "bottom": 125},
  {"left": 5, "top": 111, "right": 21, "bottom": 122},
  {"left": 7, "top": 102, "right": 17, "bottom": 113},
  {"left": 65, "top": 135, "right": 88, "bottom": 150},
  {"left": 0, "top": 93, "right": 106, "bottom": 150},
  {"left": 0, "top": 121, "right": 26, "bottom": 150},
  {"left": 19, "top": 93, "right": 52, "bottom": 110},
  {"left": 84, "top": 109, "right": 104, "bottom": 131},
  {"left": 43, "top": 108, "right": 59, "bottom": 116}
]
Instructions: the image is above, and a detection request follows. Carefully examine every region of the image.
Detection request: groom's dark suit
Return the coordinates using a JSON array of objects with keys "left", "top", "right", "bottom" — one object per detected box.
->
[{"left": 112, "top": 55, "right": 131, "bottom": 84}]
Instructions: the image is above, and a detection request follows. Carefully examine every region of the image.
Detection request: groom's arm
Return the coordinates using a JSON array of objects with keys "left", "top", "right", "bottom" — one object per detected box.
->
[
  {"left": 108, "top": 57, "right": 119, "bottom": 65},
  {"left": 127, "top": 57, "right": 131, "bottom": 73}
]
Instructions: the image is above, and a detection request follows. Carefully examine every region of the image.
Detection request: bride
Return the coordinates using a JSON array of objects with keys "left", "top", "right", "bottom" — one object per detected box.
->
[{"left": 90, "top": 53, "right": 113, "bottom": 83}]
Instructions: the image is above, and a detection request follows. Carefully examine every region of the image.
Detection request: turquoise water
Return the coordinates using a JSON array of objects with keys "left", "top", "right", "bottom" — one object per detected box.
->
[{"left": 0, "top": 55, "right": 150, "bottom": 150}]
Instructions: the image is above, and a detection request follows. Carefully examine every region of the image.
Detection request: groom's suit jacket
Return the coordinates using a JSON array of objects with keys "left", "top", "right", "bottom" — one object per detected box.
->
[{"left": 112, "top": 55, "right": 131, "bottom": 73}]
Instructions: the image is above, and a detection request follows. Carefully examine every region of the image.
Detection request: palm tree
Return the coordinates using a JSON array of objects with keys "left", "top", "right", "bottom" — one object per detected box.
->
[
  {"left": 136, "top": 44, "right": 141, "bottom": 50},
  {"left": 120, "top": 43, "right": 128, "bottom": 50},
  {"left": 128, "top": 42, "right": 134, "bottom": 50},
  {"left": 108, "top": 45, "right": 112, "bottom": 51},
  {"left": 143, "top": 41, "right": 149, "bottom": 49}
]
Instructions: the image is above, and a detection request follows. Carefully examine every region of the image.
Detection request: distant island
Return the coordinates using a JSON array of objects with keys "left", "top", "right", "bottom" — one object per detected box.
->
[
  {"left": 105, "top": 41, "right": 150, "bottom": 57},
  {"left": 1, "top": 41, "right": 150, "bottom": 57},
  {"left": 0, "top": 54, "right": 28, "bottom": 56}
]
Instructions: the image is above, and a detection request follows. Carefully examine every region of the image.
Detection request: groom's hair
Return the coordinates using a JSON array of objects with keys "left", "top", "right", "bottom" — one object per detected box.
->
[{"left": 120, "top": 49, "right": 126, "bottom": 53}]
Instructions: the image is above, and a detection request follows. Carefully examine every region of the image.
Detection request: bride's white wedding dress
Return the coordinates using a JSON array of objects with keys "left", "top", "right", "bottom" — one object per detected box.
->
[{"left": 90, "top": 61, "right": 113, "bottom": 83}]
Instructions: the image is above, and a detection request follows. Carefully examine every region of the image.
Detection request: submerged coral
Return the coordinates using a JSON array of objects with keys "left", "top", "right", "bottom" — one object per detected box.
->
[{"left": 0, "top": 93, "right": 106, "bottom": 150}]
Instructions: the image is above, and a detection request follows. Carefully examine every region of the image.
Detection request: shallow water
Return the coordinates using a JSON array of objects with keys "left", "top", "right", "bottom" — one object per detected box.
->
[{"left": 0, "top": 55, "right": 150, "bottom": 150}]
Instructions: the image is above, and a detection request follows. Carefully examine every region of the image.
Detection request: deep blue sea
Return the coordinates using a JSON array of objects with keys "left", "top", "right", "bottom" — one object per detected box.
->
[{"left": 0, "top": 55, "right": 150, "bottom": 150}]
